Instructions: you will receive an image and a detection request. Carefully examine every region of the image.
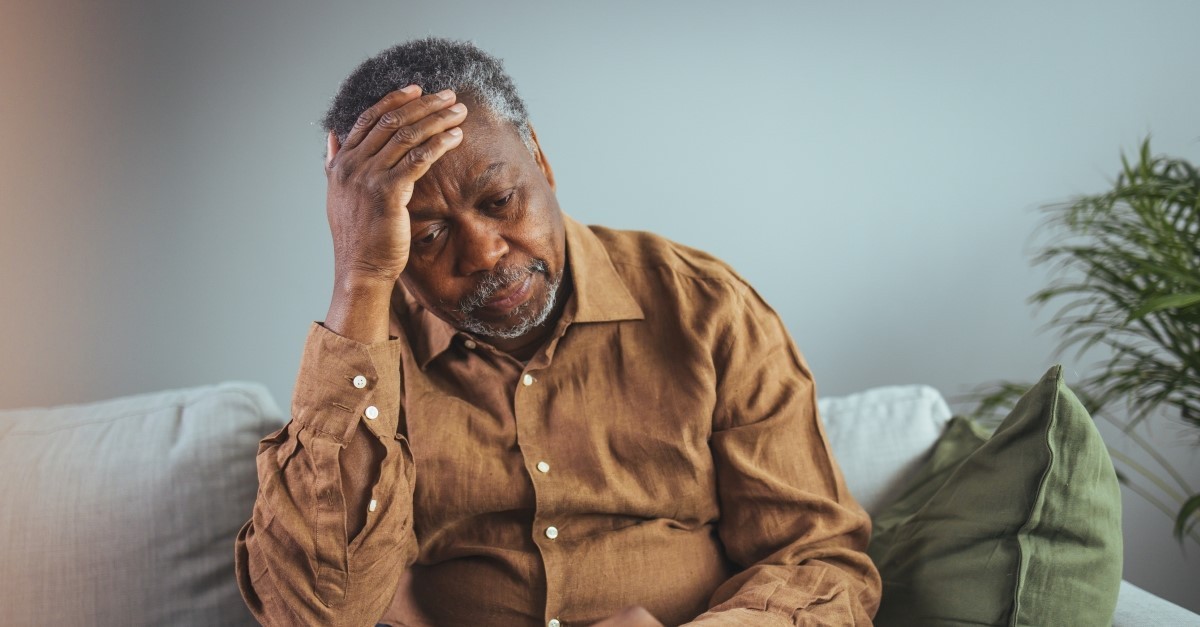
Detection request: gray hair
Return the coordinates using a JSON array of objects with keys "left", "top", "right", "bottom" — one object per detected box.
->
[{"left": 321, "top": 38, "right": 532, "bottom": 151}]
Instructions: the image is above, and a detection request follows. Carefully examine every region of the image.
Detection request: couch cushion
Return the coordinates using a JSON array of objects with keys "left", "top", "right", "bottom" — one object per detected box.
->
[
  {"left": 1114, "top": 580, "right": 1200, "bottom": 626},
  {"left": 867, "top": 366, "right": 1123, "bottom": 626},
  {"left": 0, "top": 382, "right": 285, "bottom": 626},
  {"left": 819, "top": 384, "right": 953, "bottom": 515}
]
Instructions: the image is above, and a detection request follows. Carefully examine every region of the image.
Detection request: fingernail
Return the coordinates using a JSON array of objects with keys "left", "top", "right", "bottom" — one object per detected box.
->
[
  {"left": 401, "top": 85, "right": 420, "bottom": 95},
  {"left": 448, "top": 128, "right": 462, "bottom": 136},
  {"left": 449, "top": 103, "right": 466, "bottom": 113},
  {"left": 436, "top": 89, "right": 454, "bottom": 100}
]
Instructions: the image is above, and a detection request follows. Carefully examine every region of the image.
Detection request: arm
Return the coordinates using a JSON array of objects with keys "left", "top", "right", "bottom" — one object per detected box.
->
[
  {"left": 688, "top": 284, "right": 882, "bottom": 626},
  {"left": 234, "top": 86, "right": 469, "bottom": 626},
  {"left": 234, "top": 322, "right": 417, "bottom": 626}
]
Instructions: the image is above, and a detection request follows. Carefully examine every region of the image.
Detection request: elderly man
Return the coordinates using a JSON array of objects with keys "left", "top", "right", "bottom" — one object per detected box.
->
[{"left": 235, "top": 38, "right": 880, "bottom": 627}]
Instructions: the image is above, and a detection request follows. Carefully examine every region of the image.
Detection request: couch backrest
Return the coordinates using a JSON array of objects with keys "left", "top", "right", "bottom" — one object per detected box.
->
[
  {"left": 0, "top": 381, "right": 952, "bottom": 623},
  {"left": 818, "top": 385, "right": 954, "bottom": 515},
  {"left": 0, "top": 382, "right": 285, "bottom": 627}
]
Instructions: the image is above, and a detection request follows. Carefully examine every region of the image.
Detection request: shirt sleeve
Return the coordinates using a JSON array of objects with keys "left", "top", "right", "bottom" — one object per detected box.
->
[
  {"left": 687, "top": 284, "right": 882, "bottom": 626},
  {"left": 235, "top": 322, "right": 419, "bottom": 627}
]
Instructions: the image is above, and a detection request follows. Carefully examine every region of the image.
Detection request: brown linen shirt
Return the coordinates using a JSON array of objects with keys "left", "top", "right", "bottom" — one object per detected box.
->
[{"left": 235, "top": 215, "right": 881, "bottom": 626}]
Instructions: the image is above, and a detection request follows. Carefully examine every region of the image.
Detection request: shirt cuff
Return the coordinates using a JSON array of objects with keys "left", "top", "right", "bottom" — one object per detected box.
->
[
  {"left": 687, "top": 608, "right": 794, "bottom": 626},
  {"left": 290, "top": 322, "right": 405, "bottom": 443}
]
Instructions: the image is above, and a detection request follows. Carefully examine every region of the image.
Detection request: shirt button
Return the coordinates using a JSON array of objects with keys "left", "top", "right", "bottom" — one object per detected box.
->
[
  {"left": 464, "top": 339, "right": 477, "bottom": 350},
  {"left": 522, "top": 374, "right": 535, "bottom": 386},
  {"left": 536, "top": 461, "right": 550, "bottom": 473},
  {"left": 364, "top": 405, "right": 379, "bottom": 420},
  {"left": 352, "top": 375, "right": 368, "bottom": 389},
  {"left": 368, "top": 499, "right": 377, "bottom": 512},
  {"left": 548, "top": 620, "right": 561, "bottom": 627},
  {"left": 545, "top": 526, "right": 559, "bottom": 540}
]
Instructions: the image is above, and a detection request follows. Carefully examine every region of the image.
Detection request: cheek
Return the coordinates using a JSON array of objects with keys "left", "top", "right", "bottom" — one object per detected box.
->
[
  {"left": 537, "top": 219, "right": 567, "bottom": 271},
  {"left": 401, "top": 266, "right": 459, "bottom": 310},
  {"left": 519, "top": 204, "right": 564, "bottom": 265}
]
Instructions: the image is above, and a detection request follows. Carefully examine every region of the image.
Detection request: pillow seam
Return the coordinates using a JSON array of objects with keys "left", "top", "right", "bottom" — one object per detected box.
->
[{"left": 1009, "top": 375, "right": 1060, "bottom": 627}]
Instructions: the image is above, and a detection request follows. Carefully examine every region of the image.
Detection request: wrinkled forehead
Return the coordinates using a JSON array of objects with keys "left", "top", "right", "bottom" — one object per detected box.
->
[
  {"left": 408, "top": 98, "right": 536, "bottom": 207},
  {"left": 424, "top": 95, "right": 533, "bottom": 180}
]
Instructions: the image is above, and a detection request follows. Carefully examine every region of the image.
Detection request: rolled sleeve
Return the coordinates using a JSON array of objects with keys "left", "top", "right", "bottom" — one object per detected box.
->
[{"left": 235, "top": 322, "right": 418, "bottom": 627}]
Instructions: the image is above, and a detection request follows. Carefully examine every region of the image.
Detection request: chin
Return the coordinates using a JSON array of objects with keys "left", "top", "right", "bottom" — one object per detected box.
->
[{"left": 456, "top": 272, "right": 561, "bottom": 340}]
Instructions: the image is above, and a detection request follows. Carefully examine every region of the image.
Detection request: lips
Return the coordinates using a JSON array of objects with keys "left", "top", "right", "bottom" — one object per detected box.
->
[{"left": 482, "top": 274, "right": 533, "bottom": 311}]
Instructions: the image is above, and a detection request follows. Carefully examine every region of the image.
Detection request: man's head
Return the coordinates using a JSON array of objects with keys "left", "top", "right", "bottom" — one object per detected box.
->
[{"left": 322, "top": 39, "right": 567, "bottom": 345}]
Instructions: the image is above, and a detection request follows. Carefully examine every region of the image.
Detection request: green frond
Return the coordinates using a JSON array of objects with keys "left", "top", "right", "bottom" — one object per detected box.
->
[{"left": 965, "top": 137, "right": 1200, "bottom": 548}]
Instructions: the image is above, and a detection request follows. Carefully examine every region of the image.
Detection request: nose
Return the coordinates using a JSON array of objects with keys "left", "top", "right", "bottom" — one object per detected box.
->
[{"left": 453, "top": 218, "right": 510, "bottom": 276}]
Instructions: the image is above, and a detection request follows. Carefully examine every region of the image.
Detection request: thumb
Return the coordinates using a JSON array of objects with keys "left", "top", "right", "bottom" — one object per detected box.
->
[{"left": 325, "top": 131, "right": 340, "bottom": 168}]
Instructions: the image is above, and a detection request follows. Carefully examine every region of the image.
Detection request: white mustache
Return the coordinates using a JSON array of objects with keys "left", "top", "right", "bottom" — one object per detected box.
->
[{"left": 458, "top": 259, "right": 548, "bottom": 313}]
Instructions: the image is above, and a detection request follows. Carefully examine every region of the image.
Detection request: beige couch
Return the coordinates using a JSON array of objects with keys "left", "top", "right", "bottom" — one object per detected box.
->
[{"left": 1, "top": 382, "right": 1195, "bottom": 625}]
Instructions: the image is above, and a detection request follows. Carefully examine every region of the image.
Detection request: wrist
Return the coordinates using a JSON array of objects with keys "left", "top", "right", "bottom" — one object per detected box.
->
[
  {"left": 326, "top": 273, "right": 397, "bottom": 344},
  {"left": 334, "top": 267, "right": 401, "bottom": 295}
]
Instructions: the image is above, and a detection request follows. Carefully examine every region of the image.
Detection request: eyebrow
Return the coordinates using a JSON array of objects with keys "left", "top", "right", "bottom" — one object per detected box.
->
[
  {"left": 409, "top": 162, "right": 512, "bottom": 222},
  {"left": 469, "top": 162, "right": 510, "bottom": 196}
]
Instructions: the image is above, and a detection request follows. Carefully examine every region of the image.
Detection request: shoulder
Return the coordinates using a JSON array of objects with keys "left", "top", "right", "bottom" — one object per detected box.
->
[{"left": 586, "top": 224, "right": 754, "bottom": 301}]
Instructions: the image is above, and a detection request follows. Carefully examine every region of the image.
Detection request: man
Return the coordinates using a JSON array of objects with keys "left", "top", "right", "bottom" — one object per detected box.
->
[{"left": 236, "top": 38, "right": 880, "bottom": 627}]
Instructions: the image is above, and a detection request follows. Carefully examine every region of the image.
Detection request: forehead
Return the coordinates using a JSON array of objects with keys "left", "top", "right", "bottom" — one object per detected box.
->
[{"left": 424, "top": 97, "right": 531, "bottom": 185}]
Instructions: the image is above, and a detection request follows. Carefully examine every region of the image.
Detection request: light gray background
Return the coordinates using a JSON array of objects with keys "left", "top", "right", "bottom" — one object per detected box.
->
[{"left": 2, "top": 0, "right": 1197, "bottom": 613}]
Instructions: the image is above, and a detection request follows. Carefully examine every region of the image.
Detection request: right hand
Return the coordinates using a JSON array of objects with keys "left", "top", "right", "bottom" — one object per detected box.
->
[
  {"left": 590, "top": 607, "right": 664, "bottom": 627},
  {"left": 324, "top": 85, "right": 467, "bottom": 285}
]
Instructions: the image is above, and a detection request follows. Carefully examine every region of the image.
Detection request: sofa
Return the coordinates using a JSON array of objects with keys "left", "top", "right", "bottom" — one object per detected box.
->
[{"left": 1, "top": 380, "right": 1196, "bottom": 626}]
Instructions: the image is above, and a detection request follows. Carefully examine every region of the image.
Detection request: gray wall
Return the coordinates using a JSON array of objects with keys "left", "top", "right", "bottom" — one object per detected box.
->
[{"left": 3, "top": 0, "right": 1197, "bottom": 612}]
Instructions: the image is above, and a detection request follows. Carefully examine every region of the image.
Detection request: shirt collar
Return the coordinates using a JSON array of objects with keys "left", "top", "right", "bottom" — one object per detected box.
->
[
  {"left": 398, "top": 212, "right": 644, "bottom": 370},
  {"left": 561, "top": 213, "right": 644, "bottom": 325}
]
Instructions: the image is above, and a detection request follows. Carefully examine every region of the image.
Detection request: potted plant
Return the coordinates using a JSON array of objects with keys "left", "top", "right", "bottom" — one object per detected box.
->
[{"left": 970, "top": 139, "right": 1200, "bottom": 546}]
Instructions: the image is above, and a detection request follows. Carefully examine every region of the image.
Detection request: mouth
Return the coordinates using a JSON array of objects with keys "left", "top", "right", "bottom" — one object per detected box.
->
[{"left": 480, "top": 274, "right": 534, "bottom": 313}]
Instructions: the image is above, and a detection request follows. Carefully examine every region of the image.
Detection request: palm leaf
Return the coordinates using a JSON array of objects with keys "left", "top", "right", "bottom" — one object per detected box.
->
[
  {"left": 966, "top": 138, "right": 1200, "bottom": 548},
  {"left": 1175, "top": 494, "right": 1200, "bottom": 543},
  {"left": 1129, "top": 293, "right": 1200, "bottom": 321}
]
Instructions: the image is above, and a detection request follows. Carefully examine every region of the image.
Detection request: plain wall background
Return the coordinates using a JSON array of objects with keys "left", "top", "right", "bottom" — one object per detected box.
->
[{"left": 2, "top": 0, "right": 1197, "bottom": 613}]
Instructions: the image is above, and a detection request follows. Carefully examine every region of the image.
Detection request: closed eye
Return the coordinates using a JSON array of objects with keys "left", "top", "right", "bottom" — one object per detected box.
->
[
  {"left": 491, "top": 191, "right": 514, "bottom": 209},
  {"left": 415, "top": 226, "right": 444, "bottom": 246}
]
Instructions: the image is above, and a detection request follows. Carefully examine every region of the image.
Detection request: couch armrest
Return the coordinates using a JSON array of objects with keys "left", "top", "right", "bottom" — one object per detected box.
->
[{"left": 1113, "top": 580, "right": 1199, "bottom": 626}]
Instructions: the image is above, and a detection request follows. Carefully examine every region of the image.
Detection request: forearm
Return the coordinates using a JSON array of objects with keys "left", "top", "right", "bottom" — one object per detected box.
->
[
  {"left": 688, "top": 545, "right": 879, "bottom": 626},
  {"left": 237, "top": 82, "right": 463, "bottom": 624},
  {"left": 325, "top": 277, "right": 397, "bottom": 538},
  {"left": 235, "top": 323, "right": 418, "bottom": 626}
]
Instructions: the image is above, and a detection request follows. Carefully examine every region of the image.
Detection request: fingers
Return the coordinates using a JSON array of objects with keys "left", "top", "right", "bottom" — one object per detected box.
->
[
  {"left": 374, "top": 100, "right": 467, "bottom": 170},
  {"left": 325, "top": 131, "right": 339, "bottom": 170},
  {"left": 340, "top": 85, "right": 423, "bottom": 151},
  {"left": 329, "top": 87, "right": 468, "bottom": 187},
  {"left": 391, "top": 126, "right": 464, "bottom": 183},
  {"left": 355, "top": 89, "right": 465, "bottom": 162},
  {"left": 589, "top": 606, "right": 662, "bottom": 627}
]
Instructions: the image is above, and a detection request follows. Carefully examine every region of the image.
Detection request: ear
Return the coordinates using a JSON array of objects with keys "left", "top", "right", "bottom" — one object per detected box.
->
[{"left": 528, "top": 124, "right": 556, "bottom": 192}]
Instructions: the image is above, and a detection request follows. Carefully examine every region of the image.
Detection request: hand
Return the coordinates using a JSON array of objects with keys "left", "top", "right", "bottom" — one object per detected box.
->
[
  {"left": 324, "top": 85, "right": 467, "bottom": 285},
  {"left": 590, "top": 606, "right": 664, "bottom": 627}
]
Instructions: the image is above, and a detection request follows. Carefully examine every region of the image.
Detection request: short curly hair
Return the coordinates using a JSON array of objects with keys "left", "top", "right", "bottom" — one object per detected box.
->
[{"left": 321, "top": 38, "right": 532, "bottom": 151}]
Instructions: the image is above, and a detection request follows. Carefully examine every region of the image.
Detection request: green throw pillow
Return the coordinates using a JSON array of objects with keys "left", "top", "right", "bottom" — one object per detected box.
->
[{"left": 868, "top": 366, "right": 1123, "bottom": 626}]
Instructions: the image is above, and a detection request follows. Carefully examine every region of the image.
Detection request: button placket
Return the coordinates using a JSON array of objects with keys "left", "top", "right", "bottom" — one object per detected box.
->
[{"left": 516, "top": 367, "right": 562, "bottom": 617}]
